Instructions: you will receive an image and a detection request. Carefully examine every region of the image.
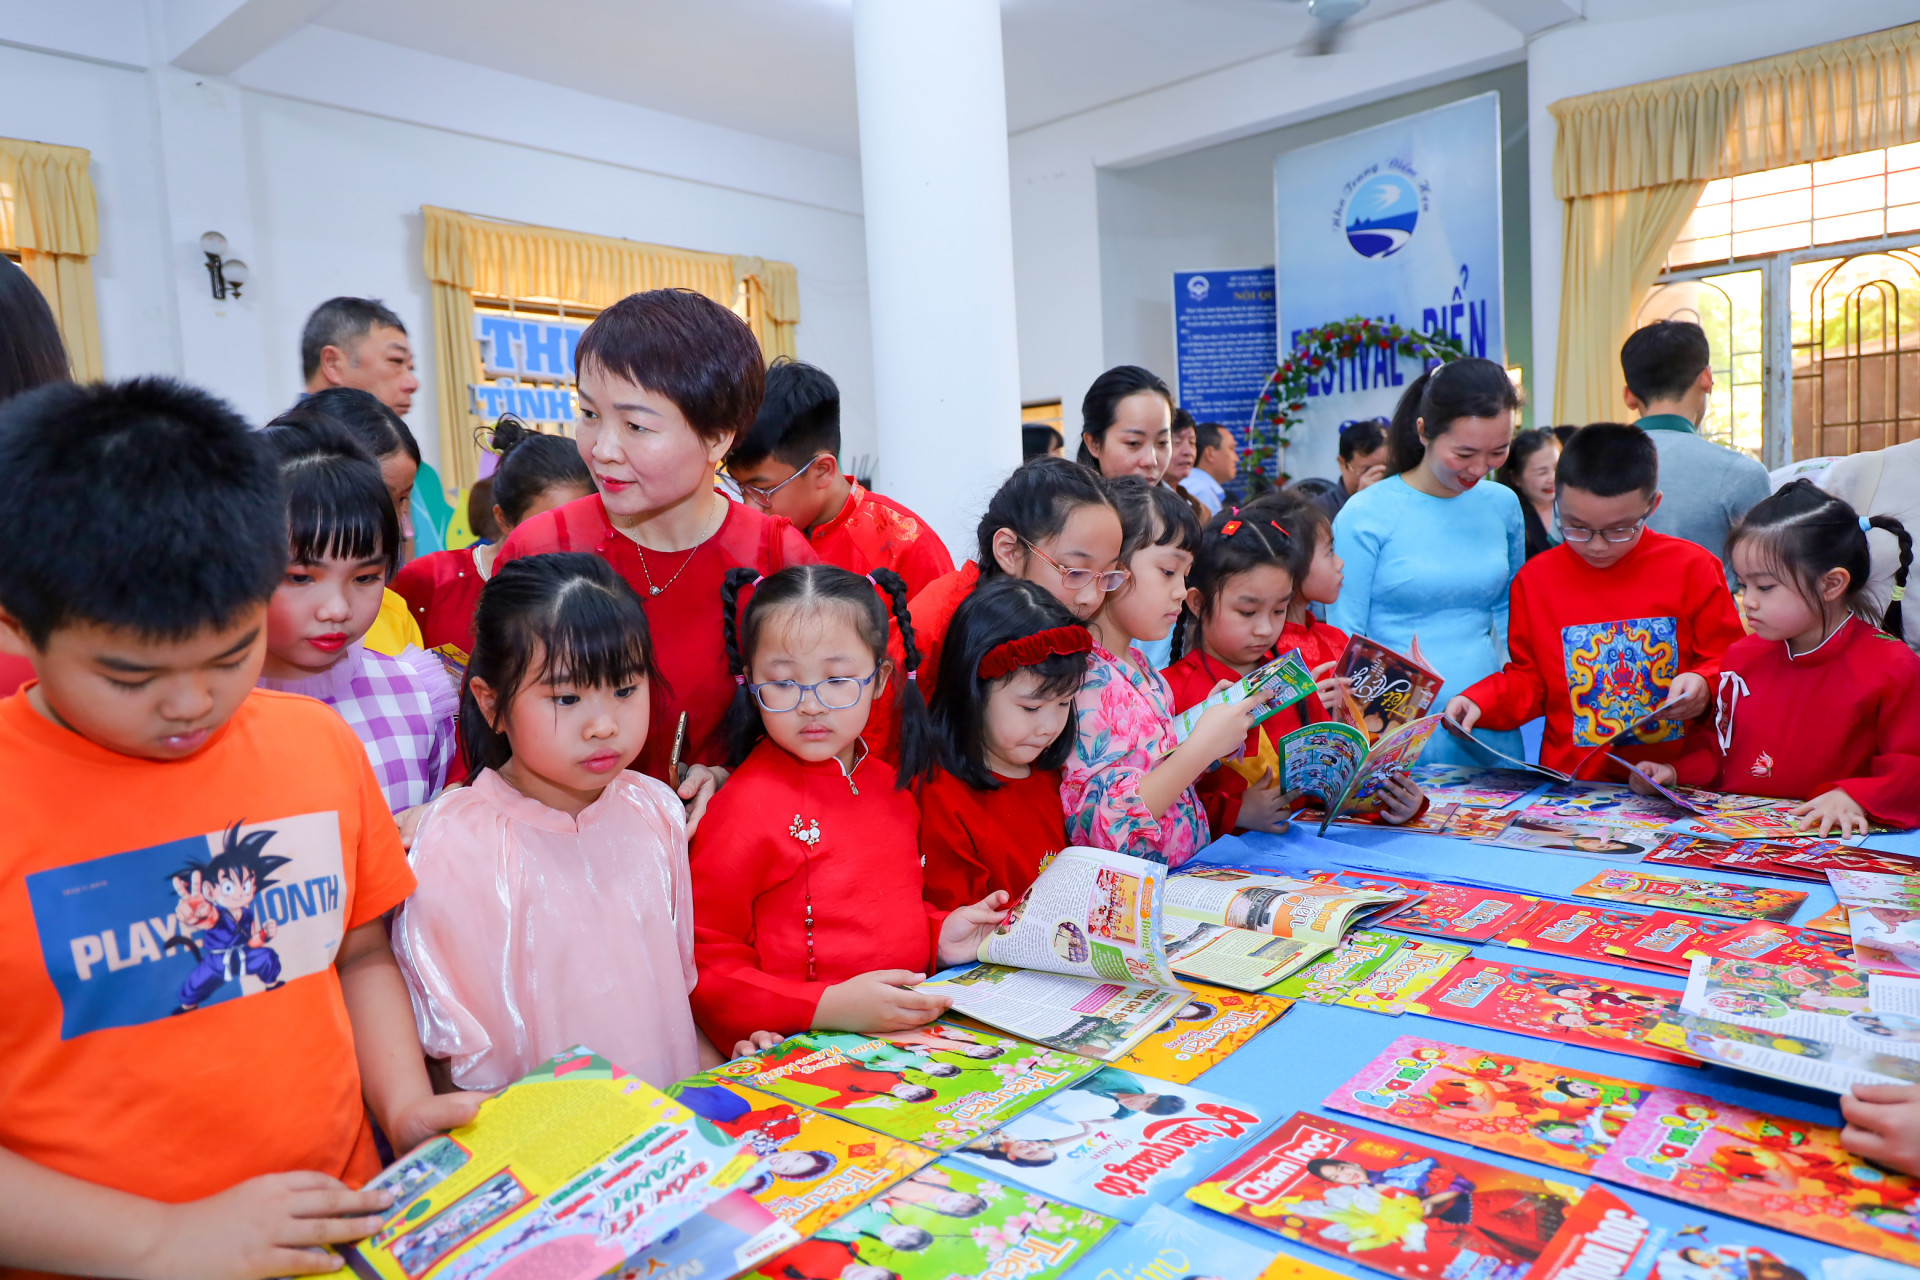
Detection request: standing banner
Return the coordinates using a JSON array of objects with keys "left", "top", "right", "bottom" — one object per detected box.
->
[
  {"left": 1274, "top": 92, "right": 1504, "bottom": 480},
  {"left": 1172, "top": 267, "right": 1276, "bottom": 500}
]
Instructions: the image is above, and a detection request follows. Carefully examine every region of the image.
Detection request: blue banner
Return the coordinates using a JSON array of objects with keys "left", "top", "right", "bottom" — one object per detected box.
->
[
  {"left": 1275, "top": 92, "right": 1504, "bottom": 479},
  {"left": 1172, "top": 267, "right": 1276, "bottom": 498}
]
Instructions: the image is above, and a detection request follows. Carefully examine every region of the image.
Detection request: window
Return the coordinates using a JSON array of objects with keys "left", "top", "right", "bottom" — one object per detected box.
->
[
  {"left": 1640, "top": 144, "right": 1920, "bottom": 466},
  {"left": 468, "top": 296, "right": 602, "bottom": 439}
]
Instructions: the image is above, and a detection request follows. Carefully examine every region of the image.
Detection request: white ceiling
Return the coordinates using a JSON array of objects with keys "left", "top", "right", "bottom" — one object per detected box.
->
[{"left": 315, "top": 0, "right": 1442, "bottom": 156}]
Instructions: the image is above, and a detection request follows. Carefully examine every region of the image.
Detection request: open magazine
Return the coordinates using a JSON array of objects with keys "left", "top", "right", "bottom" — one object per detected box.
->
[
  {"left": 1170, "top": 648, "right": 1316, "bottom": 744},
  {"left": 1160, "top": 866, "right": 1412, "bottom": 992},
  {"left": 1332, "top": 635, "right": 1443, "bottom": 739},
  {"left": 1273, "top": 714, "right": 1445, "bottom": 833}
]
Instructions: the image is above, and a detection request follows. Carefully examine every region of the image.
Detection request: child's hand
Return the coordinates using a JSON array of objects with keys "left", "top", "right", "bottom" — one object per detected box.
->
[
  {"left": 679, "top": 765, "right": 724, "bottom": 837},
  {"left": 1444, "top": 695, "right": 1480, "bottom": 733},
  {"left": 1794, "top": 788, "right": 1871, "bottom": 837},
  {"left": 1659, "top": 672, "right": 1710, "bottom": 721},
  {"left": 151, "top": 1171, "right": 395, "bottom": 1279},
  {"left": 1377, "top": 773, "right": 1425, "bottom": 826},
  {"left": 1309, "top": 661, "right": 1349, "bottom": 715},
  {"left": 396, "top": 804, "right": 427, "bottom": 851},
  {"left": 732, "top": 1031, "right": 784, "bottom": 1059},
  {"left": 1236, "top": 778, "right": 1294, "bottom": 834},
  {"left": 1189, "top": 687, "right": 1269, "bottom": 762},
  {"left": 1625, "top": 761, "right": 1678, "bottom": 796},
  {"left": 814, "top": 971, "right": 952, "bottom": 1034},
  {"left": 938, "top": 891, "right": 1012, "bottom": 966},
  {"left": 1842, "top": 1084, "right": 1920, "bottom": 1175},
  {"left": 383, "top": 1090, "right": 490, "bottom": 1157}
]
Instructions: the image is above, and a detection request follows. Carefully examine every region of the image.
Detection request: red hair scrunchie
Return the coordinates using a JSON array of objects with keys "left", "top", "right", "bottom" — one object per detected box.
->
[{"left": 977, "top": 625, "right": 1094, "bottom": 681}]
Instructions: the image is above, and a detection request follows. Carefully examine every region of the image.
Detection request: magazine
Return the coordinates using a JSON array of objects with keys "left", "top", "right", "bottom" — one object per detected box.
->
[
  {"left": 1330, "top": 937, "right": 1471, "bottom": 1014},
  {"left": 1408, "top": 958, "right": 1695, "bottom": 1065},
  {"left": 1641, "top": 835, "right": 1731, "bottom": 870},
  {"left": 1678, "top": 955, "right": 1920, "bottom": 1061},
  {"left": 1110, "top": 984, "right": 1293, "bottom": 1083},
  {"left": 1403, "top": 762, "right": 1544, "bottom": 808},
  {"left": 747, "top": 1162, "right": 1113, "bottom": 1280},
  {"left": 1324, "top": 1035, "right": 1650, "bottom": 1174},
  {"left": 1654, "top": 1013, "right": 1920, "bottom": 1092},
  {"left": 1589, "top": 1086, "right": 1920, "bottom": 1265},
  {"left": 1606, "top": 754, "right": 1707, "bottom": 814},
  {"left": 1160, "top": 918, "right": 1333, "bottom": 991},
  {"left": 1070, "top": 1203, "right": 1283, "bottom": 1280},
  {"left": 1572, "top": 869, "right": 1806, "bottom": 922},
  {"left": 1316, "top": 871, "right": 1538, "bottom": 942},
  {"left": 1495, "top": 901, "right": 1676, "bottom": 974},
  {"left": 1170, "top": 648, "right": 1317, "bottom": 744},
  {"left": 1331, "top": 634, "right": 1444, "bottom": 740},
  {"left": 1682, "top": 919, "right": 1854, "bottom": 970},
  {"left": 1164, "top": 866, "right": 1410, "bottom": 941},
  {"left": 950, "top": 1065, "right": 1272, "bottom": 1221},
  {"left": 1603, "top": 910, "right": 1739, "bottom": 972},
  {"left": 1187, "top": 1112, "right": 1579, "bottom": 1280},
  {"left": 346, "top": 1048, "right": 767, "bottom": 1280},
  {"left": 1832, "top": 870, "right": 1920, "bottom": 909},
  {"left": 1528, "top": 1184, "right": 1824, "bottom": 1280},
  {"left": 1441, "top": 718, "right": 1574, "bottom": 781},
  {"left": 1273, "top": 716, "right": 1447, "bottom": 833},
  {"left": 1520, "top": 781, "right": 1712, "bottom": 831},
  {"left": 1484, "top": 817, "right": 1660, "bottom": 860},
  {"left": 713, "top": 1029, "right": 1093, "bottom": 1151},
  {"left": 1265, "top": 928, "right": 1414, "bottom": 1003},
  {"left": 1805, "top": 902, "right": 1852, "bottom": 935}
]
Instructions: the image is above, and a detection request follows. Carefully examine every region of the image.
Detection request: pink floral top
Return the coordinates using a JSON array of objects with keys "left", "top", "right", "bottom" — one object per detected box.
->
[{"left": 1062, "top": 642, "right": 1210, "bottom": 867}]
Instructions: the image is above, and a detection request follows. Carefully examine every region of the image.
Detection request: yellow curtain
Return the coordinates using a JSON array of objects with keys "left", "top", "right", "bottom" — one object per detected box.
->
[
  {"left": 1547, "top": 19, "right": 1920, "bottom": 423},
  {"left": 422, "top": 206, "right": 800, "bottom": 488},
  {"left": 0, "top": 137, "right": 101, "bottom": 381}
]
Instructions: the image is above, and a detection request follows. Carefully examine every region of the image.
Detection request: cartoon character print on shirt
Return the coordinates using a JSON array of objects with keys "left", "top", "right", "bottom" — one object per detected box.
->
[
  {"left": 26, "top": 811, "right": 348, "bottom": 1038},
  {"left": 1562, "top": 617, "right": 1682, "bottom": 747}
]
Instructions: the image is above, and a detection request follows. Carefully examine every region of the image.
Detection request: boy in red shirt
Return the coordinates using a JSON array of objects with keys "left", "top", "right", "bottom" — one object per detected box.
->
[
  {"left": 1448, "top": 423, "right": 1743, "bottom": 780},
  {"left": 727, "top": 359, "right": 953, "bottom": 597},
  {"left": 0, "top": 380, "right": 481, "bottom": 1279}
]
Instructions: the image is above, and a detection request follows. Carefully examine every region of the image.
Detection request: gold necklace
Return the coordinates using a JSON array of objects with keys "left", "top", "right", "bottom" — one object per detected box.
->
[{"left": 632, "top": 498, "right": 722, "bottom": 596}]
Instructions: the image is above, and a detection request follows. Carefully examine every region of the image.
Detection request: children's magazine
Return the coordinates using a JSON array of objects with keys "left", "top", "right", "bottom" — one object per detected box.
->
[
  {"left": 346, "top": 1048, "right": 768, "bottom": 1280},
  {"left": 747, "top": 1162, "right": 1113, "bottom": 1280},
  {"left": 1526, "top": 1183, "right": 1825, "bottom": 1280},
  {"left": 1678, "top": 955, "right": 1920, "bottom": 1061},
  {"left": 1316, "top": 871, "right": 1538, "bottom": 942},
  {"left": 1261, "top": 930, "right": 1468, "bottom": 1014},
  {"left": 1852, "top": 906, "right": 1920, "bottom": 961},
  {"left": 713, "top": 1029, "right": 1092, "bottom": 1151},
  {"left": 1604, "top": 910, "right": 1739, "bottom": 972},
  {"left": 1409, "top": 958, "right": 1695, "bottom": 1065},
  {"left": 1155, "top": 866, "right": 1411, "bottom": 991},
  {"left": 1158, "top": 919, "right": 1332, "bottom": 991},
  {"left": 1324, "top": 1036, "right": 1650, "bottom": 1174},
  {"left": 1170, "top": 648, "right": 1317, "bottom": 744},
  {"left": 1571, "top": 870, "right": 1805, "bottom": 922},
  {"left": 1070, "top": 1203, "right": 1282, "bottom": 1280},
  {"left": 1110, "top": 984, "right": 1293, "bottom": 1083},
  {"left": 1187, "top": 1112, "right": 1579, "bottom": 1280},
  {"left": 1273, "top": 716, "right": 1446, "bottom": 833},
  {"left": 951, "top": 1065, "right": 1272, "bottom": 1222},
  {"left": 1495, "top": 901, "right": 1677, "bottom": 974},
  {"left": 1484, "top": 817, "right": 1660, "bottom": 860},
  {"left": 1830, "top": 870, "right": 1920, "bottom": 909},
  {"left": 1681, "top": 920, "right": 1853, "bottom": 971},
  {"left": 1331, "top": 635, "right": 1444, "bottom": 740},
  {"left": 1655, "top": 1013, "right": 1920, "bottom": 1092},
  {"left": 1403, "top": 763, "right": 1543, "bottom": 808}
]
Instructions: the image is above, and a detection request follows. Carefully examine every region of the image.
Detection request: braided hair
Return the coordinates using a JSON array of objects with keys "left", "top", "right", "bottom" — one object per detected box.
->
[
  {"left": 720, "top": 563, "right": 935, "bottom": 785},
  {"left": 1727, "top": 478, "right": 1912, "bottom": 639},
  {"left": 1169, "top": 495, "right": 1303, "bottom": 662}
]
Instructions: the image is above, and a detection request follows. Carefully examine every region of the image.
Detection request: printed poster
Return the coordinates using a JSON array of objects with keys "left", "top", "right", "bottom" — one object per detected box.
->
[
  {"left": 1573, "top": 870, "right": 1805, "bottom": 923},
  {"left": 1561, "top": 617, "right": 1682, "bottom": 747},
  {"left": 1409, "top": 958, "right": 1695, "bottom": 1065},
  {"left": 951, "top": 1066, "right": 1272, "bottom": 1221},
  {"left": 1324, "top": 1036, "right": 1650, "bottom": 1174}
]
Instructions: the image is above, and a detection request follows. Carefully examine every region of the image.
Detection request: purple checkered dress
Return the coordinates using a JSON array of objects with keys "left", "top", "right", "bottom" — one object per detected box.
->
[{"left": 260, "top": 644, "right": 458, "bottom": 813}]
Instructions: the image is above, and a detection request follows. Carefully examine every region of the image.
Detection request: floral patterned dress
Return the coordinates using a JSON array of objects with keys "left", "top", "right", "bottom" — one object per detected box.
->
[{"left": 1062, "top": 642, "right": 1210, "bottom": 867}]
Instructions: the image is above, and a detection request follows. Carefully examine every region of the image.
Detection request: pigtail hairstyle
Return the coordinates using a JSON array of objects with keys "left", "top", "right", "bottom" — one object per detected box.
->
[
  {"left": 1386, "top": 357, "right": 1521, "bottom": 476},
  {"left": 1170, "top": 495, "right": 1307, "bottom": 662},
  {"left": 931, "top": 578, "right": 1089, "bottom": 789},
  {"left": 975, "top": 455, "right": 1115, "bottom": 577},
  {"left": 1726, "top": 478, "right": 1912, "bottom": 639},
  {"left": 460, "top": 552, "right": 657, "bottom": 775},
  {"left": 721, "top": 563, "right": 936, "bottom": 787}
]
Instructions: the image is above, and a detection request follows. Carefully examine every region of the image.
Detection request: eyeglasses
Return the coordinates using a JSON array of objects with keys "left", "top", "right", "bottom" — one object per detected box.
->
[
  {"left": 749, "top": 668, "right": 879, "bottom": 713},
  {"left": 1021, "top": 538, "right": 1131, "bottom": 592},
  {"left": 1556, "top": 504, "right": 1654, "bottom": 544},
  {"left": 736, "top": 454, "right": 829, "bottom": 505}
]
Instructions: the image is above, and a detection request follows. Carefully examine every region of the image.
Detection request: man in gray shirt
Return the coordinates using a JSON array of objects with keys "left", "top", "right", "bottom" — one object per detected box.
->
[{"left": 1620, "top": 320, "right": 1771, "bottom": 588}]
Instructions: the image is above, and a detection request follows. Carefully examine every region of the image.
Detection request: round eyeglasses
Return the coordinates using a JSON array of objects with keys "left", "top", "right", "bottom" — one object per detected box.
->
[
  {"left": 736, "top": 454, "right": 830, "bottom": 506},
  {"left": 1021, "top": 538, "right": 1131, "bottom": 592},
  {"left": 1556, "top": 503, "right": 1653, "bottom": 544},
  {"left": 748, "top": 668, "right": 880, "bottom": 713}
]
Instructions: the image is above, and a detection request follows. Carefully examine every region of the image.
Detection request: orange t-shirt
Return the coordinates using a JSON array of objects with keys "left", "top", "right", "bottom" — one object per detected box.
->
[{"left": 0, "top": 688, "right": 415, "bottom": 1227}]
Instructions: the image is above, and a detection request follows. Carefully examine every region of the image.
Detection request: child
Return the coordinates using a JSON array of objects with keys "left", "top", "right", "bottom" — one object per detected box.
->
[
  {"left": 690, "top": 564, "right": 1008, "bottom": 1051},
  {"left": 921, "top": 578, "right": 1091, "bottom": 910},
  {"left": 1065, "top": 476, "right": 1271, "bottom": 866},
  {"left": 392, "top": 413, "right": 592, "bottom": 661},
  {"left": 1632, "top": 480, "right": 1920, "bottom": 834},
  {"left": 394, "top": 553, "right": 766, "bottom": 1090},
  {"left": 0, "top": 379, "right": 479, "bottom": 1277},
  {"left": 728, "top": 359, "right": 954, "bottom": 597},
  {"left": 305, "top": 385, "right": 431, "bottom": 650},
  {"left": 1449, "top": 424, "right": 1745, "bottom": 780},
  {"left": 910, "top": 456, "right": 1122, "bottom": 689},
  {"left": 256, "top": 411, "right": 459, "bottom": 815},
  {"left": 1269, "top": 493, "right": 1355, "bottom": 716}
]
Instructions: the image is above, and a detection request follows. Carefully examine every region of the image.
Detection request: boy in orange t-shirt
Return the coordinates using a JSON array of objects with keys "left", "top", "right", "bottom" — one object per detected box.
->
[{"left": 0, "top": 380, "right": 482, "bottom": 1280}]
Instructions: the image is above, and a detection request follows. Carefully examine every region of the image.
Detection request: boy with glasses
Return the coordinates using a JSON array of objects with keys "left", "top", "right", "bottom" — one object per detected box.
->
[{"left": 1446, "top": 424, "right": 1744, "bottom": 780}]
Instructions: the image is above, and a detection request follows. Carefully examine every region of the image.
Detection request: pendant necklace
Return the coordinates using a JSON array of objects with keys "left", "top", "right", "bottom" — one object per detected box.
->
[{"left": 633, "top": 498, "right": 721, "bottom": 596}]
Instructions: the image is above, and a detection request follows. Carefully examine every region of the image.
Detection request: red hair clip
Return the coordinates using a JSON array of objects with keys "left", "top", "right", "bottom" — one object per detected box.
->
[
  {"left": 978, "top": 626, "right": 1094, "bottom": 681},
  {"left": 1269, "top": 521, "right": 1291, "bottom": 539},
  {"left": 1220, "top": 520, "right": 1243, "bottom": 536}
]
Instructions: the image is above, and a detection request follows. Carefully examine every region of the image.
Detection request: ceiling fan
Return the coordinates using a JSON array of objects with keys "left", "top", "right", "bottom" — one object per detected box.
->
[{"left": 1282, "top": 0, "right": 1370, "bottom": 55}]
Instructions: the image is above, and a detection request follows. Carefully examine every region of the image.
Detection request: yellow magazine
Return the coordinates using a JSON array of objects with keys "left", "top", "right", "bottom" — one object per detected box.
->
[{"left": 1115, "top": 983, "right": 1294, "bottom": 1082}]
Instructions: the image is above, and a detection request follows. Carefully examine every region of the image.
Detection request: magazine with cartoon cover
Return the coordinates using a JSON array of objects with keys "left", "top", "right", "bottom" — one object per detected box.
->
[
  {"left": 1605, "top": 910, "right": 1739, "bottom": 972},
  {"left": 1642, "top": 835, "right": 1732, "bottom": 870},
  {"left": 1661, "top": 793, "right": 1871, "bottom": 843},
  {"left": 1187, "top": 1111, "right": 1581, "bottom": 1280},
  {"left": 1321, "top": 871, "right": 1538, "bottom": 942},
  {"left": 1526, "top": 1183, "right": 1826, "bottom": 1280},
  {"left": 1496, "top": 901, "right": 1677, "bottom": 974},
  {"left": 1656, "top": 1013, "right": 1920, "bottom": 1092},
  {"left": 1681, "top": 920, "right": 1854, "bottom": 971},
  {"left": 1678, "top": 955, "right": 1920, "bottom": 1062},
  {"left": 347, "top": 1048, "right": 766, "bottom": 1280},
  {"left": 1324, "top": 1036, "right": 1651, "bottom": 1174},
  {"left": 1572, "top": 870, "right": 1806, "bottom": 922},
  {"left": 1171, "top": 648, "right": 1318, "bottom": 744},
  {"left": 1264, "top": 929, "right": 1415, "bottom": 1005},
  {"left": 1110, "top": 984, "right": 1293, "bottom": 1083},
  {"left": 950, "top": 1065, "right": 1272, "bottom": 1222},
  {"left": 1274, "top": 715, "right": 1446, "bottom": 834},
  {"left": 1335, "top": 937, "right": 1470, "bottom": 1014},
  {"left": 1071, "top": 1203, "right": 1282, "bottom": 1280},
  {"left": 1590, "top": 1086, "right": 1920, "bottom": 1265},
  {"left": 1403, "top": 763, "right": 1546, "bottom": 808},
  {"left": 1331, "top": 634, "right": 1445, "bottom": 741},
  {"left": 747, "top": 1162, "right": 1114, "bottom": 1280},
  {"left": 1519, "top": 781, "right": 1710, "bottom": 832},
  {"left": 713, "top": 1029, "right": 1093, "bottom": 1152},
  {"left": 1409, "top": 958, "right": 1695, "bottom": 1065},
  {"left": 1831, "top": 871, "right": 1920, "bottom": 909}
]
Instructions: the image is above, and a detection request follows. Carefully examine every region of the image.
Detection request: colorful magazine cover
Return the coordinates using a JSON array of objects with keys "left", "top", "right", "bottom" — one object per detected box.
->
[
  {"left": 1434, "top": 804, "right": 1521, "bottom": 841},
  {"left": 1830, "top": 871, "right": 1920, "bottom": 909},
  {"left": 1186, "top": 1112, "right": 1579, "bottom": 1280},
  {"left": 1589, "top": 1086, "right": 1920, "bottom": 1265},
  {"left": 1275, "top": 716, "right": 1446, "bottom": 834},
  {"left": 1403, "top": 763, "right": 1544, "bottom": 808},
  {"left": 1605, "top": 910, "right": 1739, "bottom": 972},
  {"left": 1337, "top": 938, "right": 1472, "bottom": 1015},
  {"left": 1496, "top": 901, "right": 1678, "bottom": 974},
  {"left": 1660, "top": 794, "right": 1861, "bottom": 843},
  {"left": 1324, "top": 872, "right": 1537, "bottom": 942},
  {"left": 1571, "top": 870, "right": 1805, "bottom": 922},
  {"left": 713, "top": 1029, "right": 1093, "bottom": 1152},
  {"left": 1323, "top": 1036, "right": 1650, "bottom": 1174},
  {"left": 1682, "top": 920, "right": 1854, "bottom": 971},
  {"left": 1332, "top": 634, "right": 1444, "bottom": 741},
  {"left": 1654, "top": 1014, "right": 1920, "bottom": 1092},
  {"left": 1069, "top": 1203, "right": 1282, "bottom": 1280},
  {"left": 1408, "top": 958, "right": 1696, "bottom": 1066},
  {"left": 950, "top": 1065, "right": 1272, "bottom": 1222},
  {"left": 1527, "top": 1183, "right": 1825, "bottom": 1280},
  {"left": 748, "top": 1162, "right": 1114, "bottom": 1280},
  {"left": 1172, "top": 648, "right": 1318, "bottom": 744},
  {"left": 1642, "top": 836, "right": 1733, "bottom": 870},
  {"left": 1679, "top": 956, "right": 1920, "bottom": 1062},
  {"left": 1852, "top": 906, "right": 1920, "bottom": 961},
  {"left": 1562, "top": 616, "right": 1684, "bottom": 750},
  {"left": 1112, "top": 985, "right": 1294, "bottom": 1083},
  {"left": 1162, "top": 919, "right": 1332, "bottom": 993},
  {"left": 1804, "top": 903, "right": 1851, "bottom": 935},
  {"left": 1521, "top": 782, "right": 1707, "bottom": 832},
  {"left": 348, "top": 1048, "right": 766, "bottom": 1280},
  {"left": 1484, "top": 817, "right": 1660, "bottom": 860},
  {"left": 1265, "top": 929, "right": 1409, "bottom": 1004}
]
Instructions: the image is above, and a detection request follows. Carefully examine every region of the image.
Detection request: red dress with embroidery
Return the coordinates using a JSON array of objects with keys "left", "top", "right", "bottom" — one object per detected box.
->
[
  {"left": 392, "top": 545, "right": 487, "bottom": 658},
  {"left": 496, "top": 494, "right": 815, "bottom": 780},
  {"left": 689, "top": 739, "right": 944, "bottom": 1048},
  {"left": 906, "top": 561, "right": 982, "bottom": 693},
  {"left": 1161, "top": 648, "right": 1318, "bottom": 835},
  {"left": 916, "top": 765, "right": 1066, "bottom": 910},
  {"left": 809, "top": 479, "right": 955, "bottom": 600}
]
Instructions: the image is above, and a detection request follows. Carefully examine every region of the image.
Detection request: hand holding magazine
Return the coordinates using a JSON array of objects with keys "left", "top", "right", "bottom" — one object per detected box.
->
[
  {"left": 1170, "top": 648, "right": 1316, "bottom": 745},
  {"left": 1272, "top": 714, "right": 1446, "bottom": 833},
  {"left": 1332, "top": 634, "right": 1443, "bottom": 739}
]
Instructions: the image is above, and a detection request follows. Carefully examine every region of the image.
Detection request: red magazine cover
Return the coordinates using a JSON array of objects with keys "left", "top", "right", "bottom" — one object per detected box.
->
[
  {"left": 1641, "top": 836, "right": 1727, "bottom": 871},
  {"left": 1602, "top": 910, "right": 1737, "bottom": 972},
  {"left": 1333, "top": 635, "right": 1444, "bottom": 741},
  {"left": 1495, "top": 902, "right": 1677, "bottom": 974},
  {"left": 1681, "top": 919, "right": 1856, "bottom": 970},
  {"left": 1408, "top": 958, "right": 1696, "bottom": 1066},
  {"left": 1330, "top": 873, "right": 1537, "bottom": 943}
]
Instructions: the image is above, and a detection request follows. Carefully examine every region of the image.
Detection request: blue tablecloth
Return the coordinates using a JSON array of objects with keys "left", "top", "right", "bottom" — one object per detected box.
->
[{"left": 1123, "top": 807, "right": 1920, "bottom": 1276}]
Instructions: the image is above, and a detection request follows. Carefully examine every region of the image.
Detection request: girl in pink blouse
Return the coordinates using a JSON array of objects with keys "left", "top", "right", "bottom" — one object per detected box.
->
[{"left": 1063, "top": 477, "right": 1273, "bottom": 866}]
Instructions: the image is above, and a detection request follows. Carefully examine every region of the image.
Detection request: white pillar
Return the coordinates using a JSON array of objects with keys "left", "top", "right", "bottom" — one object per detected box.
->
[{"left": 853, "top": 0, "right": 1023, "bottom": 559}]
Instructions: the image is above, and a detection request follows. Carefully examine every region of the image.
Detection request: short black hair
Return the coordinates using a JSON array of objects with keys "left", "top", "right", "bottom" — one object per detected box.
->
[
  {"left": 1622, "top": 320, "right": 1710, "bottom": 406},
  {"left": 488, "top": 414, "right": 591, "bottom": 527},
  {"left": 1022, "top": 424, "right": 1063, "bottom": 461},
  {"left": 931, "top": 578, "right": 1088, "bottom": 789},
  {"left": 300, "top": 297, "right": 406, "bottom": 382},
  {"left": 1171, "top": 407, "right": 1195, "bottom": 437},
  {"left": 304, "top": 386, "right": 420, "bottom": 464},
  {"left": 976, "top": 456, "right": 1115, "bottom": 577},
  {"left": 0, "top": 378, "right": 286, "bottom": 646},
  {"left": 728, "top": 358, "right": 839, "bottom": 471},
  {"left": 0, "top": 257, "right": 68, "bottom": 402},
  {"left": 260, "top": 408, "right": 401, "bottom": 576},
  {"left": 1193, "top": 422, "right": 1229, "bottom": 456},
  {"left": 1555, "top": 422, "right": 1658, "bottom": 499},
  {"left": 575, "top": 289, "right": 765, "bottom": 446},
  {"left": 1338, "top": 418, "right": 1389, "bottom": 463}
]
